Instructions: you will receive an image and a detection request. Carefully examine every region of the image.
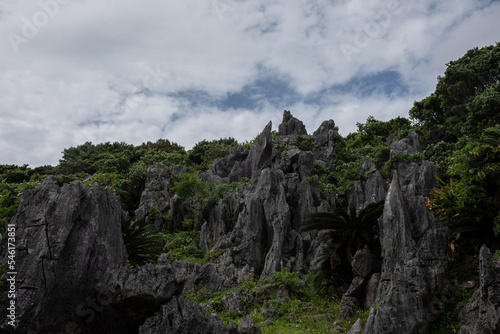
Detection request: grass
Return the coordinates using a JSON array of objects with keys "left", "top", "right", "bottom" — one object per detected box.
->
[{"left": 183, "top": 270, "right": 369, "bottom": 333}]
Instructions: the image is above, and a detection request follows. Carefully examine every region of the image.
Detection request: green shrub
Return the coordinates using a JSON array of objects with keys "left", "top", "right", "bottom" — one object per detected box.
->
[
  {"left": 122, "top": 218, "right": 164, "bottom": 267},
  {"left": 291, "top": 135, "right": 315, "bottom": 151},
  {"left": 163, "top": 231, "right": 205, "bottom": 263}
]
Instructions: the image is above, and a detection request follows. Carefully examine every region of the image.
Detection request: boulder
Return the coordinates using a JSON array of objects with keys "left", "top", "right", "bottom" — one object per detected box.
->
[
  {"left": 240, "top": 314, "right": 262, "bottom": 334},
  {"left": 362, "top": 273, "right": 380, "bottom": 309},
  {"left": 345, "top": 276, "right": 367, "bottom": 298},
  {"left": 338, "top": 296, "right": 359, "bottom": 321},
  {"left": 138, "top": 296, "right": 229, "bottom": 334},
  {"left": 351, "top": 246, "right": 382, "bottom": 279},
  {"left": 263, "top": 307, "right": 279, "bottom": 319}
]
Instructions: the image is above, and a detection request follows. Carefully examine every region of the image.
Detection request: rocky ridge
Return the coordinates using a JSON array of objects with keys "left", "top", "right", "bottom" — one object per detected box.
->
[{"left": 0, "top": 110, "right": 458, "bottom": 333}]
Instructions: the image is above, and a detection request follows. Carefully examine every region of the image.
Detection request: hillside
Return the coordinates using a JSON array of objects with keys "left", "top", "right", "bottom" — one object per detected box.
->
[{"left": 0, "top": 43, "right": 499, "bottom": 333}]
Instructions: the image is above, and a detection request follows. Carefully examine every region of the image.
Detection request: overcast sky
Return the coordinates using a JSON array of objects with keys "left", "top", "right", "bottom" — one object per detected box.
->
[{"left": 1, "top": 0, "right": 499, "bottom": 167}]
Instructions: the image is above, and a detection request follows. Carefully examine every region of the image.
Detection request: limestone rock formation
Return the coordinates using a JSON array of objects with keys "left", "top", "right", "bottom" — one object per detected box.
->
[
  {"left": 312, "top": 119, "right": 338, "bottom": 170},
  {"left": 138, "top": 296, "right": 229, "bottom": 334},
  {"left": 0, "top": 177, "right": 229, "bottom": 334},
  {"left": 389, "top": 130, "right": 421, "bottom": 157},
  {"left": 459, "top": 245, "right": 500, "bottom": 334},
  {"left": 278, "top": 110, "right": 307, "bottom": 136},
  {"left": 348, "top": 318, "right": 364, "bottom": 334},
  {"left": 0, "top": 177, "right": 128, "bottom": 333},
  {"left": 362, "top": 172, "right": 447, "bottom": 334},
  {"left": 135, "top": 164, "right": 189, "bottom": 230}
]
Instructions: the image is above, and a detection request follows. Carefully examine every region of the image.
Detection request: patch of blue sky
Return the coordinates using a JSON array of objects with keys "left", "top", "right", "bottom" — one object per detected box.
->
[{"left": 305, "top": 70, "right": 410, "bottom": 105}]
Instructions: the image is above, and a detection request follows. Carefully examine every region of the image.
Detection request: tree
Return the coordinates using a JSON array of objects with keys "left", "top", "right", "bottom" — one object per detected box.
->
[
  {"left": 188, "top": 137, "right": 238, "bottom": 170},
  {"left": 427, "top": 127, "right": 500, "bottom": 253},
  {"left": 410, "top": 43, "right": 500, "bottom": 142}
]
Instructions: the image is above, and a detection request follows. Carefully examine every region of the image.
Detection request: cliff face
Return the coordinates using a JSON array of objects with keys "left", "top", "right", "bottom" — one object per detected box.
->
[
  {"left": 1, "top": 111, "right": 451, "bottom": 333},
  {"left": 0, "top": 177, "right": 128, "bottom": 333},
  {"left": 0, "top": 179, "right": 227, "bottom": 334}
]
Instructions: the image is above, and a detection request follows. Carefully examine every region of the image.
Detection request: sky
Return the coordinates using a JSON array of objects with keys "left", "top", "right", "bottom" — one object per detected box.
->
[{"left": 0, "top": 0, "right": 499, "bottom": 167}]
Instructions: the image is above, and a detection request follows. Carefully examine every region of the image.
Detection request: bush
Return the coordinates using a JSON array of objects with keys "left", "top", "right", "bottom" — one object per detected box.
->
[
  {"left": 291, "top": 135, "right": 315, "bottom": 151},
  {"left": 163, "top": 231, "right": 205, "bottom": 263},
  {"left": 122, "top": 218, "right": 164, "bottom": 267}
]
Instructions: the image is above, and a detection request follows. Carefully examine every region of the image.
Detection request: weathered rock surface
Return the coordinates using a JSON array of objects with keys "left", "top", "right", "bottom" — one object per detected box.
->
[
  {"left": 351, "top": 246, "right": 382, "bottom": 279},
  {"left": 135, "top": 164, "right": 190, "bottom": 230},
  {"left": 278, "top": 110, "right": 307, "bottom": 136},
  {"left": 138, "top": 296, "right": 229, "bottom": 334},
  {"left": 312, "top": 119, "right": 338, "bottom": 170},
  {"left": 345, "top": 276, "right": 367, "bottom": 298},
  {"left": 222, "top": 289, "right": 253, "bottom": 315},
  {"left": 193, "top": 112, "right": 336, "bottom": 281},
  {"left": 459, "top": 245, "right": 500, "bottom": 334},
  {"left": 0, "top": 178, "right": 228, "bottom": 334},
  {"left": 96, "top": 257, "right": 187, "bottom": 331},
  {"left": 228, "top": 322, "right": 241, "bottom": 334},
  {"left": 171, "top": 260, "right": 241, "bottom": 293},
  {"left": 229, "top": 121, "right": 274, "bottom": 183},
  {"left": 349, "top": 163, "right": 387, "bottom": 211},
  {"left": 348, "top": 318, "right": 364, "bottom": 334},
  {"left": 263, "top": 307, "right": 279, "bottom": 319},
  {"left": 362, "top": 273, "right": 381, "bottom": 309},
  {"left": 338, "top": 296, "right": 359, "bottom": 321},
  {"left": 240, "top": 314, "right": 262, "bottom": 334},
  {"left": 362, "top": 172, "right": 447, "bottom": 334},
  {"left": 389, "top": 130, "right": 421, "bottom": 157},
  {"left": 0, "top": 177, "right": 127, "bottom": 333},
  {"left": 313, "top": 119, "right": 338, "bottom": 148}
]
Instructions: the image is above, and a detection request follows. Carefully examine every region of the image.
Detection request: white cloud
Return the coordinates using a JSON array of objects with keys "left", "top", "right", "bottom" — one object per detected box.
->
[{"left": 0, "top": 0, "right": 499, "bottom": 166}]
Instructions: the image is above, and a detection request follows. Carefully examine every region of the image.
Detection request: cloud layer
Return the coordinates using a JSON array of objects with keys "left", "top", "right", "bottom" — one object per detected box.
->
[{"left": 1, "top": 0, "right": 499, "bottom": 166}]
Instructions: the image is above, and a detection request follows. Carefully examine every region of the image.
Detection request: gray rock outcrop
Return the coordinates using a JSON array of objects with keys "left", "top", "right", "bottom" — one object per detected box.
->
[
  {"left": 348, "top": 318, "right": 363, "bottom": 334},
  {"left": 459, "top": 245, "right": 500, "bottom": 334},
  {"left": 389, "top": 130, "right": 421, "bottom": 157},
  {"left": 240, "top": 314, "right": 262, "bottom": 334},
  {"left": 278, "top": 110, "right": 307, "bottom": 136},
  {"left": 0, "top": 177, "right": 229, "bottom": 334},
  {"left": 312, "top": 119, "right": 338, "bottom": 170},
  {"left": 228, "top": 121, "right": 274, "bottom": 183},
  {"left": 138, "top": 296, "right": 229, "bottom": 334},
  {"left": 362, "top": 172, "right": 447, "bottom": 334},
  {"left": 349, "top": 159, "right": 387, "bottom": 211},
  {"left": 0, "top": 177, "right": 128, "bottom": 333},
  {"left": 134, "top": 164, "right": 191, "bottom": 231}
]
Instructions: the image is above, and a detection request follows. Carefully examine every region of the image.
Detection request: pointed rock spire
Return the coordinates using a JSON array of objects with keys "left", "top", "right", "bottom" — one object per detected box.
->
[{"left": 278, "top": 110, "right": 307, "bottom": 136}]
